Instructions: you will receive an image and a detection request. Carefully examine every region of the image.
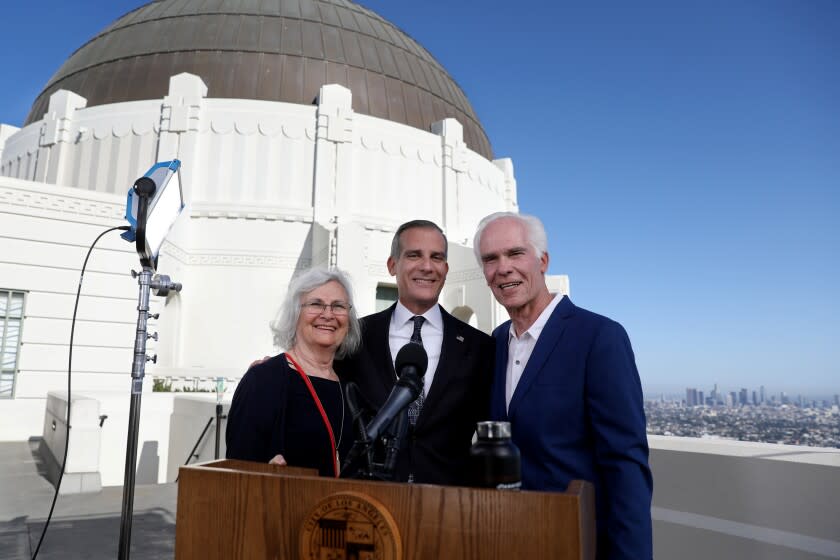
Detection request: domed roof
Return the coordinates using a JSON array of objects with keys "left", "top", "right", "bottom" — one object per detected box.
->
[{"left": 27, "top": 0, "right": 493, "bottom": 159}]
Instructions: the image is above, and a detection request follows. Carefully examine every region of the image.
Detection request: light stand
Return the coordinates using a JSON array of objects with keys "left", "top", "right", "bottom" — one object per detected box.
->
[{"left": 117, "top": 166, "right": 184, "bottom": 560}]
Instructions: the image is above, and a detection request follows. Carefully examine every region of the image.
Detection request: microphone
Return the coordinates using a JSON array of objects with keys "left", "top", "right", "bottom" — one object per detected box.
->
[{"left": 364, "top": 343, "right": 428, "bottom": 442}]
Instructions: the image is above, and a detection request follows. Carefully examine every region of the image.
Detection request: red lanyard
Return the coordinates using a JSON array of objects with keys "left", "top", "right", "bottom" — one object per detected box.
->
[{"left": 285, "top": 353, "right": 339, "bottom": 478}]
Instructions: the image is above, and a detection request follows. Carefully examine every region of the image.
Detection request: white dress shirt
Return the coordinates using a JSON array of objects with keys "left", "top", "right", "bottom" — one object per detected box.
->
[
  {"left": 389, "top": 301, "right": 443, "bottom": 397},
  {"left": 506, "top": 293, "right": 564, "bottom": 411}
]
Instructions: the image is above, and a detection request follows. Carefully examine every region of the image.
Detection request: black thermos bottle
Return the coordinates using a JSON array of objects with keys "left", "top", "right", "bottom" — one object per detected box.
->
[{"left": 469, "top": 421, "right": 521, "bottom": 490}]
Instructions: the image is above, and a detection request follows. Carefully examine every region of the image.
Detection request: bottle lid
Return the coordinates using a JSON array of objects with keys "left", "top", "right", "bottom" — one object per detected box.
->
[{"left": 476, "top": 421, "right": 511, "bottom": 439}]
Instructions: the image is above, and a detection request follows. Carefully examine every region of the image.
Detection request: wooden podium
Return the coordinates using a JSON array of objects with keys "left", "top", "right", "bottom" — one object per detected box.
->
[{"left": 175, "top": 459, "right": 595, "bottom": 559}]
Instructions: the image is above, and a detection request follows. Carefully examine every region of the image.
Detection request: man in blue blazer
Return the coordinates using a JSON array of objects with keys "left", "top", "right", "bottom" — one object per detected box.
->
[{"left": 474, "top": 211, "right": 653, "bottom": 559}]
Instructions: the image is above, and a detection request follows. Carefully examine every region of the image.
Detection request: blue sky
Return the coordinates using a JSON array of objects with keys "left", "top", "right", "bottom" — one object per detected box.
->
[{"left": 1, "top": 1, "right": 837, "bottom": 395}]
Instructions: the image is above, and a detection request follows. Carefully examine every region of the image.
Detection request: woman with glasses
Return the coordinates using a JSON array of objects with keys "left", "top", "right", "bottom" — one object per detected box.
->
[{"left": 225, "top": 268, "right": 361, "bottom": 477}]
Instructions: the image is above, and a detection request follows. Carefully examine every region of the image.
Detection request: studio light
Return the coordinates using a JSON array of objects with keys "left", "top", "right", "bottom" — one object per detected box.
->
[{"left": 121, "top": 159, "right": 185, "bottom": 270}]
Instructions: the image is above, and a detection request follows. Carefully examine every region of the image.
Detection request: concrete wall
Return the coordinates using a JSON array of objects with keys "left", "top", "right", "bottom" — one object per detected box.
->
[
  {"left": 35, "top": 391, "right": 203, "bottom": 487},
  {"left": 166, "top": 395, "right": 228, "bottom": 483},
  {"left": 0, "top": 72, "right": 571, "bottom": 499},
  {"left": 40, "top": 391, "right": 102, "bottom": 493},
  {"left": 1, "top": 75, "right": 516, "bottom": 237},
  {"left": 0, "top": 176, "right": 159, "bottom": 441},
  {"left": 0, "top": 74, "right": 524, "bottom": 396},
  {"left": 0, "top": 73, "right": 549, "bottom": 459},
  {"left": 649, "top": 436, "right": 840, "bottom": 559}
]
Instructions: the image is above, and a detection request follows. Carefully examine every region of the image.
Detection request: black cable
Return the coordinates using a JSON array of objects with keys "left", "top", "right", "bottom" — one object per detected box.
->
[{"left": 31, "top": 225, "right": 130, "bottom": 560}]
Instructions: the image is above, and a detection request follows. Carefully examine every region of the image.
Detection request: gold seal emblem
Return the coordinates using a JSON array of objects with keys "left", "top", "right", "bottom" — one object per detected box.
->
[{"left": 300, "top": 491, "right": 401, "bottom": 560}]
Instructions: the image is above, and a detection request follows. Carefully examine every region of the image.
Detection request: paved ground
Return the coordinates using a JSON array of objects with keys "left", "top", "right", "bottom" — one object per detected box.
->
[{"left": 0, "top": 440, "right": 177, "bottom": 560}]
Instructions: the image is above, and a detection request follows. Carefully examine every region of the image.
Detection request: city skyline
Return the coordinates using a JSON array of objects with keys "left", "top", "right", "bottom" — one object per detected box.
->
[
  {"left": 680, "top": 383, "right": 837, "bottom": 405},
  {"left": 1, "top": 1, "right": 837, "bottom": 392},
  {"left": 646, "top": 381, "right": 839, "bottom": 404}
]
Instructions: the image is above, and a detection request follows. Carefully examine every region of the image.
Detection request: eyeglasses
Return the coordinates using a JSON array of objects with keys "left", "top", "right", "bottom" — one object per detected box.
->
[{"left": 301, "top": 300, "right": 351, "bottom": 316}]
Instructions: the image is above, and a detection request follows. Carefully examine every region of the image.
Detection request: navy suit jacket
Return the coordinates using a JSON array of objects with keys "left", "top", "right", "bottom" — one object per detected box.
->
[{"left": 491, "top": 296, "right": 652, "bottom": 559}]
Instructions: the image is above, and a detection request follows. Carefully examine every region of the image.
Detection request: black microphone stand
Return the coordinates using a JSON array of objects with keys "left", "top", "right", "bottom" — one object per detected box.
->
[
  {"left": 341, "top": 345, "right": 426, "bottom": 481},
  {"left": 340, "top": 382, "right": 375, "bottom": 478},
  {"left": 340, "top": 412, "right": 408, "bottom": 482},
  {"left": 117, "top": 177, "right": 182, "bottom": 560}
]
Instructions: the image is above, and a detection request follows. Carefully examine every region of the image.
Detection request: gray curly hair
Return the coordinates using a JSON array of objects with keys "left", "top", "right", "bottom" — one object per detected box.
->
[{"left": 269, "top": 267, "right": 361, "bottom": 359}]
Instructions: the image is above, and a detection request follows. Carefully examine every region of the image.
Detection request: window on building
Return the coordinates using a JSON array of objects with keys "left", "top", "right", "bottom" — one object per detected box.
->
[
  {"left": 375, "top": 285, "right": 398, "bottom": 312},
  {"left": 0, "top": 290, "right": 25, "bottom": 398}
]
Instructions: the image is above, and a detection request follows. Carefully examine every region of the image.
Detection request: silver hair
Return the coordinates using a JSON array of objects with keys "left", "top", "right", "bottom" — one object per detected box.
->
[
  {"left": 473, "top": 211, "right": 548, "bottom": 264},
  {"left": 269, "top": 267, "right": 361, "bottom": 359}
]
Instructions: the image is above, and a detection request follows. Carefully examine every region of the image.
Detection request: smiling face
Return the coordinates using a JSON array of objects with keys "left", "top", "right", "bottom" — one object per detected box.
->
[
  {"left": 387, "top": 226, "right": 449, "bottom": 315},
  {"left": 295, "top": 280, "right": 350, "bottom": 353},
  {"left": 478, "top": 217, "right": 551, "bottom": 319}
]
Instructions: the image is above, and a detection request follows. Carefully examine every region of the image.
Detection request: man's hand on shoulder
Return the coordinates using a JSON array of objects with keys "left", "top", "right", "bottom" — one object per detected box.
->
[{"left": 250, "top": 356, "right": 271, "bottom": 369}]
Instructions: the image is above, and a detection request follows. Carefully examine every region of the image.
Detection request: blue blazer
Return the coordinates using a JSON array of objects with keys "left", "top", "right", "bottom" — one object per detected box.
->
[{"left": 491, "top": 296, "right": 652, "bottom": 559}]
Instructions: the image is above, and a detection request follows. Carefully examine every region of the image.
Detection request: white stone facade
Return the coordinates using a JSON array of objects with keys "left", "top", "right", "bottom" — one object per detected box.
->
[{"left": 0, "top": 73, "right": 568, "bottom": 483}]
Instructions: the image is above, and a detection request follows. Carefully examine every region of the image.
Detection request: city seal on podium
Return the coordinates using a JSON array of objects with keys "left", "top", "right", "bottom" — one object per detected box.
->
[{"left": 300, "top": 491, "right": 402, "bottom": 560}]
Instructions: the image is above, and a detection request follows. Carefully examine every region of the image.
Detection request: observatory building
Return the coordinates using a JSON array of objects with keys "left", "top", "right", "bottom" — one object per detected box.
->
[{"left": 0, "top": 0, "right": 567, "bottom": 483}]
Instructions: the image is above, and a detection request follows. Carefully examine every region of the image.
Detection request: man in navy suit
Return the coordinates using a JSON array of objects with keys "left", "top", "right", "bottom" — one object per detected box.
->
[
  {"left": 474, "top": 211, "right": 652, "bottom": 559},
  {"left": 338, "top": 220, "right": 494, "bottom": 485}
]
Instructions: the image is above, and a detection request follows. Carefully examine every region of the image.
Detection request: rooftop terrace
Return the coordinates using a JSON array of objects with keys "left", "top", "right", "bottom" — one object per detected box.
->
[{"left": 1, "top": 436, "right": 838, "bottom": 559}]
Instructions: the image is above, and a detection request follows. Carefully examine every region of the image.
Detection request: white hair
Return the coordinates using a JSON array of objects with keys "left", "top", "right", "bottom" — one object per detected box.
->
[{"left": 473, "top": 211, "right": 548, "bottom": 264}]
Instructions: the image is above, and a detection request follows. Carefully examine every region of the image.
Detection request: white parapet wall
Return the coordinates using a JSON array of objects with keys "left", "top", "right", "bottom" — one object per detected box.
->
[
  {"left": 166, "top": 394, "right": 230, "bottom": 483},
  {"left": 648, "top": 435, "right": 840, "bottom": 559},
  {"left": 95, "top": 391, "right": 178, "bottom": 486},
  {"left": 41, "top": 391, "right": 102, "bottom": 493},
  {"left": 46, "top": 391, "right": 233, "bottom": 487}
]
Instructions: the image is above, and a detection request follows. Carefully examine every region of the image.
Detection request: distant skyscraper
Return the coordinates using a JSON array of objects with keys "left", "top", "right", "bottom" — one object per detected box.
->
[
  {"left": 834, "top": 394, "right": 839, "bottom": 407},
  {"left": 752, "top": 390, "right": 758, "bottom": 406},
  {"left": 698, "top": 391, "right": 705, "bottom": 406},
  {"left": 760, "top": 385, "right": 766, "bottom": 405},
  {"left": 686, "top": 388, "right": 698, "bottom": 407},
  {"left": 739, "top": 388, "right": 748, "bottom": 406}
]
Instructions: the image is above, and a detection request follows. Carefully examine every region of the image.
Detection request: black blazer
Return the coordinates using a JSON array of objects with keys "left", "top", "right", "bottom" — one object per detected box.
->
[
  {"left": 225, "top": 354, "right": 355, "bottom": 477},
  {"left": 336, "top": 304, "right": 494, "bottom": 485}
]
